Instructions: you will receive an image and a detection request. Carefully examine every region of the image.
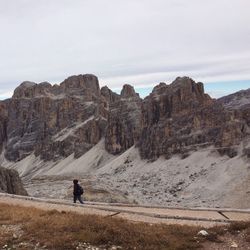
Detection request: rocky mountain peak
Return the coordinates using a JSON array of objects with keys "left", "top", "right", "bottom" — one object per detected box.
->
[
  {"left": 172, "top": 76, "right": 193, "bottom": 84},
  {"left": 100, "top": 85, "right": 110, "bottom": 93},
  {"left": 19, "top": 81, "right": 37, "bottom": 88},
  {"left": 39, "top": 82, "right": 52, "bottom": 88},
  {"left": 12, "top": 81, "right": 52, "bottom": 99},
  {"left": 171, "top": 76, "right": 204, "bottom": 93},
  {"left": 1, "top": 73, "right": 250, "bottom": 163},
  {"left": 105, "top": 84, "right": 142, "bottom": 155},
  {"left": 152, "top": 82, "right": 168, "bottom": 94},
  {"left": 169, "top": 76, "right": 211, "bottom": 106},
  {"left": 101, "top": 86, "right": 120, "bottom": 104},
  {"left": 60, "top": 74, "right": 100, "bottom": 99},
  {"left": 121, "top": 84, "right": 140, "bottom": 98},
  {"left": 12, "top": 74, "right": 101, "bottom": 101},
  {"left": 149, "top": 77, "right": 209, "bottom": 105}
]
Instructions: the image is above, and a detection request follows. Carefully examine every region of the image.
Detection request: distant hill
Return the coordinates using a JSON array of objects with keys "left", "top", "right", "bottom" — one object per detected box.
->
[{"left": 218, "top": 88, "right": 250, "bottom": 110}]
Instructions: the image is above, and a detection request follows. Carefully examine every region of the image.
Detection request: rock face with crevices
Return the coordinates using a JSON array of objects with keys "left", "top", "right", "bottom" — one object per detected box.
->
[
  {"left": 218, "top": 88, "right": 250, "bottom": 157},
  {"left": 0, "top": 74, "right": 249, "bottom": 163},
  {"left": 138, "top": 77, "right": 249, "bottom": 159},
  {"left": 105, "top": 84, "right": 142, "bottom": 154},
  {"left": 0, "top": 167, "right": 28, "bottom": 195},
  {"left": 0, "top": 102, "right": 7, "bottom": 153},
  {"left": 5, "top": 74, "right": 108, "bottom": 161}
]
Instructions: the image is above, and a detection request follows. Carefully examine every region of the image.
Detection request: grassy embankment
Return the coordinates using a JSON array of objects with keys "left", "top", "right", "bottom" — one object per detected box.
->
[{"left": 0, "top": 203, "right": 249, "bottom": 250}]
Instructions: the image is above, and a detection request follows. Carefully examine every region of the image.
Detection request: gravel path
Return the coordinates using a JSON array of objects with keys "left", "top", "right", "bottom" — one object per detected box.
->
[{"left": 0, "top": 193, "right": 250, "bottom": 228}]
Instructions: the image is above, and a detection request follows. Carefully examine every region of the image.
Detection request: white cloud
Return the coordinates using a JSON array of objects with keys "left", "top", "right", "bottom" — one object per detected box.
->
[
  {"left": 0, "top": 0, "right": 249, "bottom": 95},
  {"left": 0, "top": 91, "right": 13, "bottom": 99}
]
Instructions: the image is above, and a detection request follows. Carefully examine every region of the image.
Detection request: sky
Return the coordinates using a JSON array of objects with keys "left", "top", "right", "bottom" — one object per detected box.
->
[{"left": 0, "top": 0, "right": 250, "bottom": 99}]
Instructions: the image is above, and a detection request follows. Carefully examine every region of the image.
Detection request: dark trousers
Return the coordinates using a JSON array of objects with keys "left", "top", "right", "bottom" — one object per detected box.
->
[{"left": 74, "top": 195, "right": 84, "bottom": 204}]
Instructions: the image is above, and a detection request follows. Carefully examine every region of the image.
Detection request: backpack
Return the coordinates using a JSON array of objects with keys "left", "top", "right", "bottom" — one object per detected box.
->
[{"left": 79, "top": 185, "right": 84, "bottom": 195}]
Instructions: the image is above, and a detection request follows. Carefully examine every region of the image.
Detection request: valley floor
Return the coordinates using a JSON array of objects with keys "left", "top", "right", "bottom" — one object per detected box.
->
[{"left": 1, "top": 140, "right": 250, "bottom": 209}]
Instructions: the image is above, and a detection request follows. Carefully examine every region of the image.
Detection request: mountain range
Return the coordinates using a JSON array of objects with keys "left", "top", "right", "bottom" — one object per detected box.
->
[{"left": 0, "top": 74, "right": 249, "bottom": 208}]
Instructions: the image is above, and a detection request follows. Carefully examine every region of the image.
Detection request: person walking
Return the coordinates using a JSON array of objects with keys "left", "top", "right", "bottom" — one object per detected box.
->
[{"left": 73, "top": 179, "right": 84, "bottom": 204}]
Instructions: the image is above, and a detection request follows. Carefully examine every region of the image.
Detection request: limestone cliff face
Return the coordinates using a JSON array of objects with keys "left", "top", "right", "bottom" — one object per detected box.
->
[
  {"left": 105, "top": 84, "right": 142, "bottom": 154},
  {"left": 218, "top": 89, "right": 250, "bottom": 157},
  {"left": 0, "top": 167, "right": 28, "bottom": 195},
  {"left": 12, "top": 74, "right": 101, "bottom": 100},
  {"left": 218, "top": 89, "right": 250, "bottom": 129},
  {"left": 138, "top": 77, "right": 249, "bottom": 159},
  {"left": 0, "top": 74, "right": 249, "bottom": 163},
  {"left": 0, "top": 102, "right": 7, "bottom": 153},
  {"left": 5, "top": 74, "right": 107, "bottom": 161},
  {"left": 101, "top": 86, "right": 120, "bottom": 105}
]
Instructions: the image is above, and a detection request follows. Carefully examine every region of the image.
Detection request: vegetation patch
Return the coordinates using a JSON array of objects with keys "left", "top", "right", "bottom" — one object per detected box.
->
[{"left": 0, "top": 203, "right": 249, "bottom": 249}]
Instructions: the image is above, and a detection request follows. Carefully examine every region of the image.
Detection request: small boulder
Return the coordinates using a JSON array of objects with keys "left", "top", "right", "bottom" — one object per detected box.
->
[{"left": 197, "top": 230, "right": 209, "bottom": 236}]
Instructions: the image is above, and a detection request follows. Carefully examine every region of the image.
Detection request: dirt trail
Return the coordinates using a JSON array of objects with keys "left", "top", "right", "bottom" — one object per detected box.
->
[{"left": 0, "top": 193, "right": 250, "bottom": 228}]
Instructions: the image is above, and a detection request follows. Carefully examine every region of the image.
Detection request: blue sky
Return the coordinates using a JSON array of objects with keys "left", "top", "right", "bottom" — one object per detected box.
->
[
  {"left": 0, "top": 0, "right": 249, "bottom": 99},
  {"left": 204, "top": 80, "right": 250, "bottom": 98}
]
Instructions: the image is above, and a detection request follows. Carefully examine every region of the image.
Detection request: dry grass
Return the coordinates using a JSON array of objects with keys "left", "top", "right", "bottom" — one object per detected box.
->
[
  {"left": 202, "top": 221, "right": 250, "bottom": 245},
  {"left": 0, "top": 203, "right": 202, "bottom": 250},
  {"left": 227, "top": 221, "right": 250, "bottom": 243},
  {"left": 0, "top": 202, "right": 250, "bottom": 250},
  {"left": 227, "top": 221, "right": 250, "bottom": 234}
]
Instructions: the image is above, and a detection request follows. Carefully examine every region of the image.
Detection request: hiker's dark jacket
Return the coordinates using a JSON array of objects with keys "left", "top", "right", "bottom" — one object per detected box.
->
[{"left": 73, "top": 183, "right": 82, "bottom": 196}]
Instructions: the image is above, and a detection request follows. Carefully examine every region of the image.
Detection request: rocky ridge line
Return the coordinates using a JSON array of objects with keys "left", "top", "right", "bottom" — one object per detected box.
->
[{"left": 0, "top": 74, "right": 249, "bottom": 162}]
